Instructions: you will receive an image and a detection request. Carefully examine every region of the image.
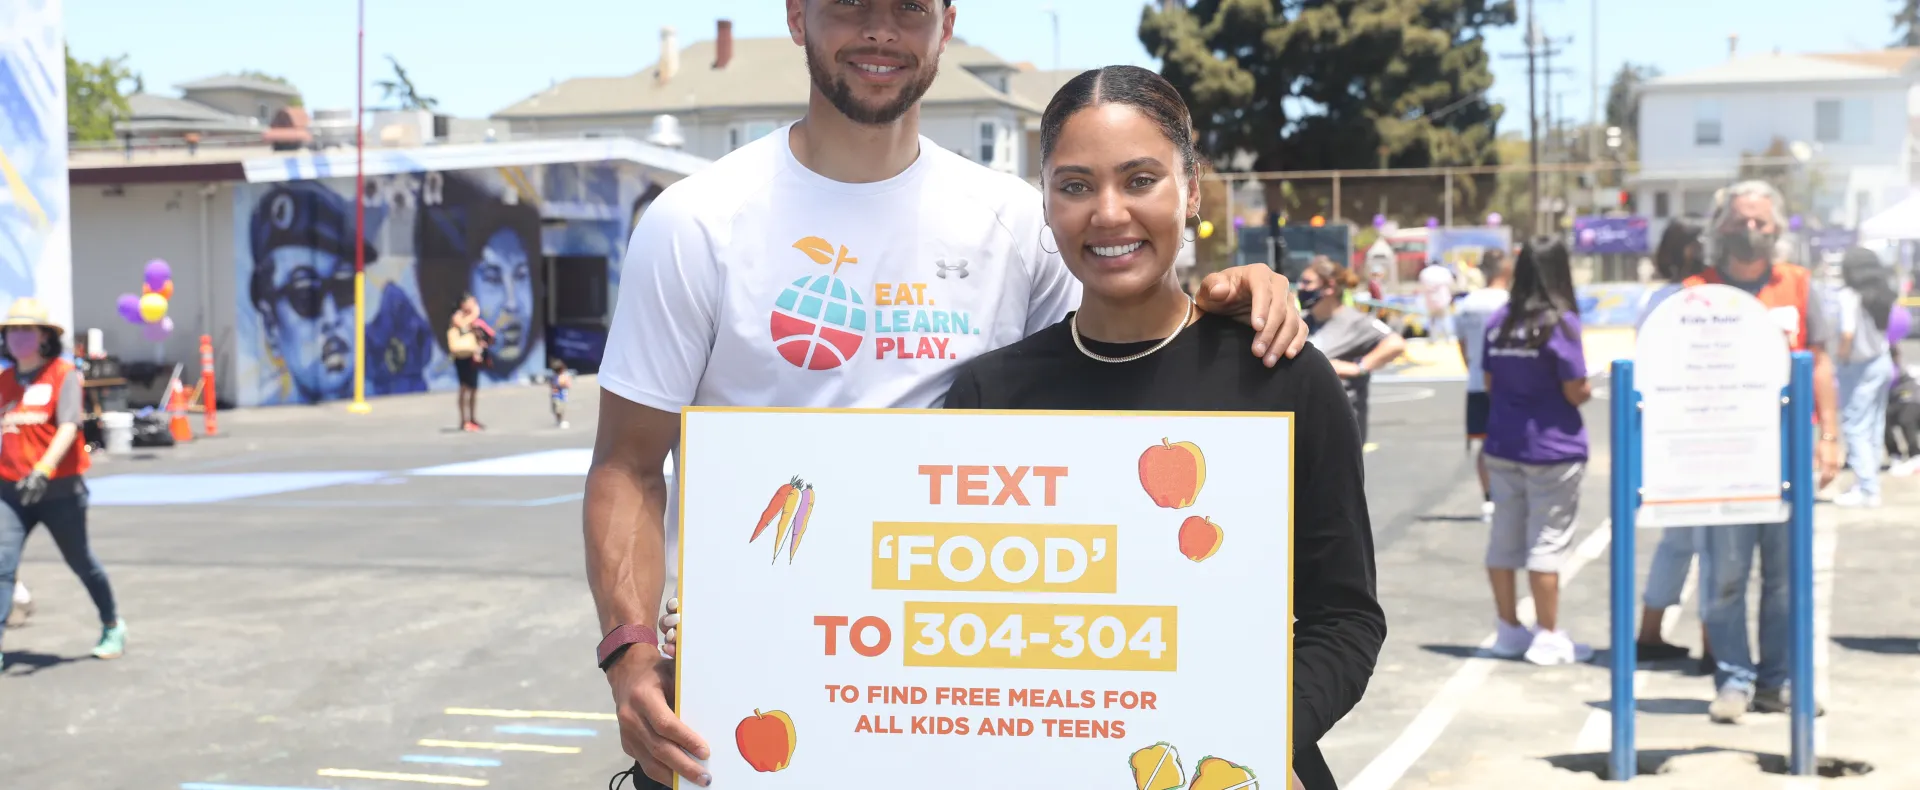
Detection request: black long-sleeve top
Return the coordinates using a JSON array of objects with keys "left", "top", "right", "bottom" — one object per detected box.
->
[{"left": 944, "top": 311, "right": 1387, "bottom": 789}]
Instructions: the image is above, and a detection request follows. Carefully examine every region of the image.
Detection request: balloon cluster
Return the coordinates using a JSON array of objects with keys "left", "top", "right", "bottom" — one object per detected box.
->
[{"left": 116, "top": 259, "right": 175, "bottom": 342}]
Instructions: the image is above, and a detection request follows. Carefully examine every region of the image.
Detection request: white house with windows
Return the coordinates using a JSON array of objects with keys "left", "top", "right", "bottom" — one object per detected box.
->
[
  {"left": 1633, "top": 47, "right": 1920, "bottom": 239},
  {"left": 492, "top": 21, "right": 1040, "bottom": 178}
]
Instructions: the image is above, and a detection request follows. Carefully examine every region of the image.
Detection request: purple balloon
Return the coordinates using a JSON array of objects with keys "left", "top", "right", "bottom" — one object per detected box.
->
[
  {"left": 117, "top": 293, "right": 143, "bottom": 324},
  {"left": 142, "top": 316, "right": 173, "bottom": 342},
  {"left": 1372, "top": 214, "right": 1387, "bottom": 228},
  {"left": 1426, "top": 217, "right": 1440, "bottom": 228},
  {"left": 144, "top": 259, "right": 172, "bottom": 291}
]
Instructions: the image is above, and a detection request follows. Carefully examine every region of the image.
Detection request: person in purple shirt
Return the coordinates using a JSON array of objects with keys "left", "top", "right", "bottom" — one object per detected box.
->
[{"left": 1479, "top": 238, "right": 1595, "bottom": 666}]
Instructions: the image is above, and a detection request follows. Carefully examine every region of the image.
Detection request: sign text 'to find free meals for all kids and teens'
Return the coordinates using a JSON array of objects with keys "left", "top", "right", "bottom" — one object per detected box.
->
[{"left": 672, "top": 409, "right": 1296, "bottom": 789}]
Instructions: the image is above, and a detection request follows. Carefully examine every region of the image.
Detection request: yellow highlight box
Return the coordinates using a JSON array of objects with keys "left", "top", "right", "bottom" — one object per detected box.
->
[
  {"left": 871, "top": 522, "right": 1118, "bottom": 593},
  {"left": 901, "top": 601, "right": 1177, "bottom": 672}
]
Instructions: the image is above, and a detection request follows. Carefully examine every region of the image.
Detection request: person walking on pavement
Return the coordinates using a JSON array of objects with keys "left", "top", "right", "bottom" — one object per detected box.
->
[
  {"left": 940, "top": 64, "right": 1383, "bottom": 790},
  {"left": 582, "top": 2, "right": 1311, "bottom": 786},
  {"left": 446, "top": 295, "right": 488, "bottom": 432},
  {"left": 1301, "top": 259, "right": 1407, "bottom": 446},
  {"left": 1419, "top": 258, "right": 1457, "bottom": 343},
  {"left": 1684, "top": 180, "right": 1841, "bottom": 724},
  {"left": 0, "top": 298, "right": 124, "bottom": 667},
  {"left": 1634, "top": 219, "right": 1713, "bottom": 666},
  {"left": 1455, "top": 248, "right": 1510, "bottom": 522},
  {"left": 1478, "top": 239, "right": 1595, "bottom": 666},
  {"left": 1830, "top": 247, "right": 1897, "bottom": 508},
  {"left": 8, "top": 579, "right": 30, "bottom": 627}
]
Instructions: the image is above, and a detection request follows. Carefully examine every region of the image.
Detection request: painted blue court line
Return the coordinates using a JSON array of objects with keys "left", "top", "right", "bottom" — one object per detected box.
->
[
  {"left": 181, "top": 783, "right": 330, "bottom": 790},
  {"left": 91, "top": 471, "right": 387, "bottom": 505},
  {"left": 494, "top": 724, "right": 598, "bottom": 737},
  {"left": 402, "top": 755, "right": 503, "bottom": 768},
  {"left": 202, "top": 495, "right": 583, "bottom": 508},
  {"left": 520, "top": 492, "right": 586, "bottom": 507}
]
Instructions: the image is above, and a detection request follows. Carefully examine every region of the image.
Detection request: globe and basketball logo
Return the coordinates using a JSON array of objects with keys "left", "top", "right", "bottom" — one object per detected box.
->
[{"left": 770, "top": 236, "right": 867, "bottom": 370}]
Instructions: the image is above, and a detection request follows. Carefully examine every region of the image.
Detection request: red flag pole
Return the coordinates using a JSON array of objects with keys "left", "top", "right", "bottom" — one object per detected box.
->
[{"left": 348, "top": 0, "right": 371, "bottom": 414}]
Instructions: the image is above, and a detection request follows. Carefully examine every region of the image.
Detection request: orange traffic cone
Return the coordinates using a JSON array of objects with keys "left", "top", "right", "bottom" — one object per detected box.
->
[{"left": 168, "top": 378, "right": 193, "bottom": 443}]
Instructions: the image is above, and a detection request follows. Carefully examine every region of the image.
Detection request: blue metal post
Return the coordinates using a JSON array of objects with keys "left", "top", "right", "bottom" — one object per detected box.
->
[
  {"left": 1608, "top": 360, "right": 1639, "bottom": 780},
  {"left": 1787, "top": 351, "right": 1816, "bottom": 774}
]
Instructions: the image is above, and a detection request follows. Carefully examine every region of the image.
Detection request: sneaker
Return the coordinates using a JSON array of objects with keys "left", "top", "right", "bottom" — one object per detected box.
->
[
  {"left": 558, "top": 420, "right": 570, "bottom": 429},
  {"left": 1832, "top": 488, "right": 1882, "bottom": 508},
  {"left": 92, "top": 620, "right": 127, "bottom": 659},
  {"left": 1481, "top": 500, "right": 1495, "bottom": 523},
  {"left": 1709, "top": 685, "right": 1751, "bottom": 724},
  {"left": 1636, "top": 640, "right": 1691, "bottom": 662},
  {"left": 1889, "top": 458, "right": 1919, "bottom": 477},
  {"left": 1696, "top": 650, "right": 1717, "bottom": 677},
  {"left": 1752, "top": 686, "right": 1826, "bottom": 717},
  {"left": 1488, "top": 620, "right": 1536, "bottom": 659},
  {"left": 1524, "top": 629, "right": 1593, "bottom": 665}
]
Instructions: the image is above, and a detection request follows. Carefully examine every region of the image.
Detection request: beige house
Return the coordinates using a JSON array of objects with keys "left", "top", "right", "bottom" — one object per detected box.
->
[{"left": 492, "top": 21, "right": 1049, "bottom": 178}]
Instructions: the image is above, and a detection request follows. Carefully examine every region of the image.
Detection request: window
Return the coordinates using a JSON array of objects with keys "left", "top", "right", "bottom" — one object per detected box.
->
[
  {"left": 1816, "top": 100, "right": 1842, "bottom": 143},
  {"left": 979, "top": 121, "right": 998, "bottom": 165},
  {"left": 258, "top": 103, "right": 271, "bottom": 123},
  {"left": 731, "top": 120, "right": 782, "bottom": 151},
  {"left": 1654, "top": 191, "right": 1671, "bottom": 219},
  {"left": 1694, "top": 100, "right": 1721, "bottom": 146},
  {"left": 1816, "top": 98, "right": 1872, "bottom": 144}
]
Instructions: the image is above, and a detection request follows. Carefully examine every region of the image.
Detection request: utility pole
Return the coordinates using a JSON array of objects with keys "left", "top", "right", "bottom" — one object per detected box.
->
[
  {"left": 1499, "top": 1, "right": 1546, "bottom": 235},
  {"left": 1042, "top": 6, "right": 1060, "bottom": 71},
  {"left": 1589, "top": 0, "right": 1602, "bottom": 217}
]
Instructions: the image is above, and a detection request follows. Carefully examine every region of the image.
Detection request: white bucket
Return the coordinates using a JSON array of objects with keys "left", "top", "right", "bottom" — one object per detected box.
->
[{"left": 100, "top": 411, "right": 134, "bottom": 455}]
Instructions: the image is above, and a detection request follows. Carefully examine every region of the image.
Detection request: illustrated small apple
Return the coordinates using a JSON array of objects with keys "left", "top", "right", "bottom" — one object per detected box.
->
[
  {"left": 1178, "top": 515, "right": 1224, "bottom": 562},
  {"left": 1138, "top": 438, "right": 1206, "bottom": 509},
  {"left": 735, "top": 708, "right": 797, "bottom": 772}
]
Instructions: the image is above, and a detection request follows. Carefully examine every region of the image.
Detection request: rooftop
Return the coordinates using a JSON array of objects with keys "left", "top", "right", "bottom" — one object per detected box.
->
[
  {"left": 1645, "top": 48, "right": 1920, "bottom": 90},
  {"left": 493, "top": 34, "right": 1041, "bottom": 120},
  {"left": 176, "top": 74, "right": 304, "bottom": 97},
  {"left": 67, "top": 136, "right": 712, "bottom": 186}
]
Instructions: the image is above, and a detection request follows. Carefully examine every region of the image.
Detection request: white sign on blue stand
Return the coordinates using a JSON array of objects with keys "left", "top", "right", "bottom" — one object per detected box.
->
[{"left": 1634, "top": 284, "right": 1791, "bottom": 528}]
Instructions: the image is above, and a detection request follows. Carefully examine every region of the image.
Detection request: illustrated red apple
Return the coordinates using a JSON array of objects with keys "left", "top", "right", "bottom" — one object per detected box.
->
[
  {"left": 1178, "top": 515, "right": 1224, "bottom": 562},
  {"left": 736, "top": 708, "right": 797, "bottom": 772},
  {"left": 1138, "top": 438, "right": 1206, "bottom": 509}
]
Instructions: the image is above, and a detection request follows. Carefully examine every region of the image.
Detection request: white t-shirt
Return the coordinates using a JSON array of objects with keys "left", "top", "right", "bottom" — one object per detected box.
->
[
  {"left": 1419, "top": 264, "right": 1456, "bottom": 311},
  {"left": 598, "top": 124, "right": 1082, "bottom": 601},
  {"left": 601, "top": 124, "right": 1080, "bottom": 415},
  {"left": 1452, "top": 288, "right": 1510, "bottom": 393}
]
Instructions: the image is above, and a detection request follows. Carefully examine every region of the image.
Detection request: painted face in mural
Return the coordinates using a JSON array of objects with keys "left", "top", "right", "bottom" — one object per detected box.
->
[
  {"left": 796, "top": 0, "right": 950, "bottom": 126},
  {"left": 264, "top": 244, "right": 356, "bottom": 401},
  {"left": 471, "top": 227, "right": 533, "bottom": 370}
]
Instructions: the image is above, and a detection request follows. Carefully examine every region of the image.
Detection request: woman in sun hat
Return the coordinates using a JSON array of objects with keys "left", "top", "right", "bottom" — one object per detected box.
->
[{"left": 0, "top": 298, "right": 124, "bottom": 666}]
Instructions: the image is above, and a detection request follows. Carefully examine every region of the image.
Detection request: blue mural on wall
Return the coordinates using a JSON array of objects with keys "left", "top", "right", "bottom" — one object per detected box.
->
[
  {"left": 0, "top": 0, "right": 68, "bottom": 322},
  {"left": 233, "top": 161, "right": 656, "bottom": 407}
]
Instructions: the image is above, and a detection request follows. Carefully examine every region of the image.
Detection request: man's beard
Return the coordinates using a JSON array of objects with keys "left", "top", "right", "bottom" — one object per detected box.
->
[{"left": 804, "top": 40, "right": 938, "bottom": 126}]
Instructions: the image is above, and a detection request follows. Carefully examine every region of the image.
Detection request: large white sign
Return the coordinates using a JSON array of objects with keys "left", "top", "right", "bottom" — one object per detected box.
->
[
  {"left": 1635, "top": 284, "right": 1791, "bottom": 527},
  {"left": 675, "top": 408, "right": 1292, "bottom": 788}
]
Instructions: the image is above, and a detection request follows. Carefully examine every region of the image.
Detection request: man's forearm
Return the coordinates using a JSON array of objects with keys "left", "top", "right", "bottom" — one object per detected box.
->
[
  {"left": 1813, "top": 349, "right": 1840, "bottom": 436},
  {"left": 584, "top": 464, "right": 670, "bottom": 634}
]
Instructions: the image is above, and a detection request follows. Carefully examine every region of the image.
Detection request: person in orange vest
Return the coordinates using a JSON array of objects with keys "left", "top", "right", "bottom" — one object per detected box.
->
[
  {"left": 1682, "top": 180, "right": 1840, "bottom": 724},
  {"left": 0, "top": 298, "right": 124, "bottom": 666}
]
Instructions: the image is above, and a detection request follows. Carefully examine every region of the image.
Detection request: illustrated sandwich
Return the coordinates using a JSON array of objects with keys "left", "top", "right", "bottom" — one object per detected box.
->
[
  {"left": 1188, "top": 756, "right": 1258, "bottom": 790},
  {"left": 1128, "top": 742, "right": 1184, "bottom": 790}
]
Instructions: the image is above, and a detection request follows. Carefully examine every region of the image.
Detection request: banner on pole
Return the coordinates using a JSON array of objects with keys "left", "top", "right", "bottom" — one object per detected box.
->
[
  {"left": 1634, "top": 284, "right": 1791, "bottom": 527},
  {"left": 675, "top": 408, "right": 1293, "bottom": 788}
]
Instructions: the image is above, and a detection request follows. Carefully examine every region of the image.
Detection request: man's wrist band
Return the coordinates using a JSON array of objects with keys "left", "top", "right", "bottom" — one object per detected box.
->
[
  {"left": 32, "top": 462, "right": 53, "bottom": 477},
  {"left": 597, "top": 623, "right": 659, "bottom": 670}
]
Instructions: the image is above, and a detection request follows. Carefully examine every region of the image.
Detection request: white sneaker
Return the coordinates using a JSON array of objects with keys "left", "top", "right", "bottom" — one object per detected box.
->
[
  {"left": 1888, "top": 458, "right": 1918, "bottom": 478},
  {"left": 558, "top": 420, "right": 570, "bottom": 429},
  {"left": 1488, "top": 620, "right": 1535, "bottom": 658},
  {"left": 1524, "top": 629, "right": 1593, "bottom": 666},
  {"left": 1481, "top": 500, "right": 1495, "bottom": 523},
  {"left": 1832, "top": 488, "right": 1882, "bottom": 508}
]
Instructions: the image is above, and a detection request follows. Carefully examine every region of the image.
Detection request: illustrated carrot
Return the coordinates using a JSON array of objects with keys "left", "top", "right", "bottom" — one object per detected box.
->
[
  {"left": 750, "top": 477, "right": 800, "bottom": 543},
  {"left": 787, "top": 485, "right": 815, "bottom": 564},
  {"left": 770, "top": 482, "right": 803, "bottom": 561}
]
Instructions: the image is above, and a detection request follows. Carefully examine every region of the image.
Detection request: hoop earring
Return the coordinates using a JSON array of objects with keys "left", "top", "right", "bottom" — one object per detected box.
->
[
  {"left": 1041, "top": 224, "right": 1061, "bottom": 256},
  {"left": 1183, "top": 226, "right": 1198, "bottom": 244}
]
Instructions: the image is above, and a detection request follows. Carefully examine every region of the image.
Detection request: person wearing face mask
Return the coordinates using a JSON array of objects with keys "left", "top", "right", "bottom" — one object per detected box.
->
[
  {"left": 1680, "top": 180, "right": 1841, "bottom": 724},
  {"left": 0, "top": 299, "right": 124, "bottom": 667},
  {"left": 1299, "top": 259, "right": 1407, "bottom": 446}
]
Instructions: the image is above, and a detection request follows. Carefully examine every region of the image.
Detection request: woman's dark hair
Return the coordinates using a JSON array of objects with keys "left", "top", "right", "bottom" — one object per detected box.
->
[
  {"left": 416, "top": 171, "right": 543, "bottom": 353},
  {"left": 1840, "top": 247, "right": 1896, "bottom": 332},
  {"left": 1652, "top": 218, "right": 1704, "bottom": 282},
  {"left": 1306, "top": 258, "right": 1360, "bottom": 295},
  {"left": 1497, "top": 237, "right": 1580, "bottom": 350},
  {"left": 0, "top": 327, "right": 65, "bottom": 369},
  {"left": 1040, "top": 66, "right": 1199, "bottom": 184}
]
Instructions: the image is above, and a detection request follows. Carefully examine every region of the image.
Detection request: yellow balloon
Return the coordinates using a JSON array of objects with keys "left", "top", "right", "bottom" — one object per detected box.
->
[
  {"left": 138, "top": 293, "right": 168, "bottom": 323},
  {"left": 1198, "top": 220, "right": 1215, "bottom": 239}
]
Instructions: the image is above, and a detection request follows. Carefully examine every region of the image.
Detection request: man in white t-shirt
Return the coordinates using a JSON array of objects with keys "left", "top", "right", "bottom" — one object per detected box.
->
[
  {"left": 584, "top": 3, "right": 1309, "bottom": 786},
  {"left": 1419, "top": 260, "right": 1458, "bottom": 342},
  {"left": 1452, "top": 249, "right": 1510, "bottom": 520}
]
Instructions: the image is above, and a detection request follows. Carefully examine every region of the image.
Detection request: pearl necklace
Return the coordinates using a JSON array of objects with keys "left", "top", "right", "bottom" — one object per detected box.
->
[{"left": 1070, "top": 298, "right": 1195, "bottom": 364}]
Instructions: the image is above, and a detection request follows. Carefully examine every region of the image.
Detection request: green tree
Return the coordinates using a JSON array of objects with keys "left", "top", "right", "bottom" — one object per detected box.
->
[
  {"left": 237, "top": 70, "right": 304, "bottom": 107},
  {"left": 375, "top": 56, "right": 438, "bottom": 112},
  {"left": 1896, "top": 0, "right": 1920, "bottom": 46},
  {"left": 66, "top": 48, "right": 141, "bottom": 142},
  {"left": 1604, "top": 62, "right": 1659, "bottom": 141},
  {"left": 1141, "top": 0, "right": 1516, "bottom": 227}
]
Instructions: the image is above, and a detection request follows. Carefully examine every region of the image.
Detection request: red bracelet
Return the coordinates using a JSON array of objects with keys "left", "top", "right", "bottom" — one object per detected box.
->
[{"left": 597, "top": 624, "right": 659, "bottom": 670}]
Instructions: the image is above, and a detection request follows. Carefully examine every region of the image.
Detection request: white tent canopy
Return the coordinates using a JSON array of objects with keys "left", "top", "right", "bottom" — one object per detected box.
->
[{"left": 1859, "top": 192, "right": 1920, "bottom": 242}]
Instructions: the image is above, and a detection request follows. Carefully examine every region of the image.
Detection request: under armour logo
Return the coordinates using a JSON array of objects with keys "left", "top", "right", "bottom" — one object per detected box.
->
[
  {"left": 270, "top": 194, "right": 295, "bottom": 229},
  {"left": 935, "top": 258, "right": 970, "bottom": 279}
]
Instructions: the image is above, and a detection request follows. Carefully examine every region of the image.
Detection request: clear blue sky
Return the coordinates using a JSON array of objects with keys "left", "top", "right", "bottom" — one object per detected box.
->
[{"left": 65, "top": 0, "right": 1898, "bottom": 137}]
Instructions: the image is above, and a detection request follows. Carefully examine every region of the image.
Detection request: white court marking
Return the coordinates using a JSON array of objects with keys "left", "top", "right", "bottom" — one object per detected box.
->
[
  {"left": 407, "top": 448, "right": 673, "bottom": 477},
  {"left": 1572, "top": 553, "right": 1699, "bottom": 754},
  {"left": 1346, "top": 523, "right": 1612, "bottom": 790},
  {"left": 1370, "top": 386, "right": 1437, "bottom": 405}
]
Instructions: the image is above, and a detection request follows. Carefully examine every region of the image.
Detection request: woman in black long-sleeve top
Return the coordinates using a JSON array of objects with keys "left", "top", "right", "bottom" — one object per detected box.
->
[{"left": 943, "top": 65, "right": 1386, "bottom": 790}]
